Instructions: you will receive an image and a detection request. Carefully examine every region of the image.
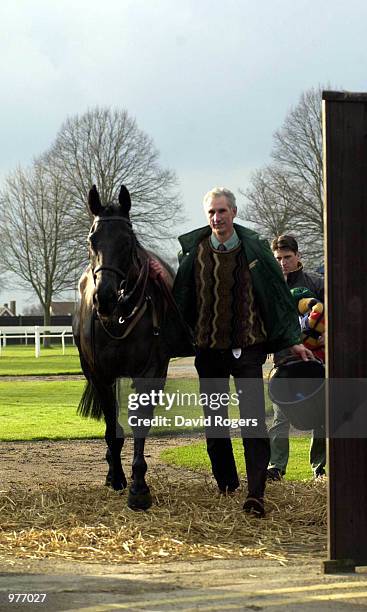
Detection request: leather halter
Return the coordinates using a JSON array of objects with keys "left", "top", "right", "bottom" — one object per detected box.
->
[
  {"left": 90, "top": 216, "right": 132, "bottom": 282},
  {"left": 90, "top": 215, "right": 134, "bottom": 279},
  {"left": 89, "top": 215, "right": 157, "bottom": 341},
  {"left": 93, "top": 264, "right": 126, "bottom": 279},
  {"left": 88, "top": 215, "right": 132, "bottom": 234}
]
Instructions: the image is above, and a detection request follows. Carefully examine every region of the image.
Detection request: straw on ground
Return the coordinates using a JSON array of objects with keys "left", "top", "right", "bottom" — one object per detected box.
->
[{"left": 0, "top": 473, "right": 326, "bottom": 566}]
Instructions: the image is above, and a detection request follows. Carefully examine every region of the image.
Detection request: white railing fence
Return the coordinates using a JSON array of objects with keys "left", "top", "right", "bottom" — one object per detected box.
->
[{"left": 0, "top": 326, "right": 74, "bottom": 358}]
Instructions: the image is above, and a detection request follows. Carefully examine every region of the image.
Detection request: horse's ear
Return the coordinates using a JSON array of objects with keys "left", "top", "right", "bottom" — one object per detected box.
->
[
  {"left": 88, "top": 185, "right": 103, "bottom": 216},
  {"left": 118, "top": 185, "right": 131, "bottom": 217}
]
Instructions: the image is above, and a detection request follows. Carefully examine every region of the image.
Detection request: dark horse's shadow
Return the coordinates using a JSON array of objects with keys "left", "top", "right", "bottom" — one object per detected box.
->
[{"left": 73, "top": 185, "right": 192, "bottom": 510}]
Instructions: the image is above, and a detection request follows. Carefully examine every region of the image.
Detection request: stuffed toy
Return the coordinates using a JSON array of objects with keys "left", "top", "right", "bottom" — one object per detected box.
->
[{"left": 290, "top": 287, "right": 325, "bottom": 362}]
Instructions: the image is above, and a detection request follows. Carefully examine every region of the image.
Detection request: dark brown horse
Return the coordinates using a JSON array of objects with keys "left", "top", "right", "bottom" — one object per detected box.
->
[{"left": 73, "top": 185, "right": 189, "bottom": 510}]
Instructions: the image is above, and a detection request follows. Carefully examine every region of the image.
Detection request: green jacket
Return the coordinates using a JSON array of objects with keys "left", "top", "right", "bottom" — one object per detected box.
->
[{"left": 172, "top": 223, "right": 301, "bottom": 354}]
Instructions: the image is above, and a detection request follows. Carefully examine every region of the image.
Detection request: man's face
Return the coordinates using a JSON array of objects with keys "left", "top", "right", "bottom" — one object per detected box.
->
[
  {"left": 274, "top": 248, "right": 300, "bottom": 275},
  {"left": 204, "top": 195, "right": 236, "bottom": 242}
]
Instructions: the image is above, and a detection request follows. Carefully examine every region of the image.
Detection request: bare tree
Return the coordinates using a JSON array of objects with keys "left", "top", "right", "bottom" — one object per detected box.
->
[
  {"left": 240, "top": 86, "right": 325, "bottom": 267},
  {"left": 22, "top": 303, "right": 44, "bottom": 316},
  {"left": 244, "top": 165, "right": 305, "bottom": 237},
  {"left": 0, "top": 161, "right": 83, "bottom": 332},
  {"left": 45, "top": 107, "right": 182, "bottom": 250}
]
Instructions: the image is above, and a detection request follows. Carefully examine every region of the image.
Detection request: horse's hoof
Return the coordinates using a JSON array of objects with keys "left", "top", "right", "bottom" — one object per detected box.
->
[
  {"left": 105, "top": 476, "right": 127, "bottom": 491},
  {"left": 127, "top": 490, "right": 152, "bottom": 511}
]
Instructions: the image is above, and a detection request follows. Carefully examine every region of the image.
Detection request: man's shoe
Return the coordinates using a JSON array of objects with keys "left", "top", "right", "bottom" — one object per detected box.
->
[
  {"left": 243, "top": 497, "right": 265, "bottom": 518},
  {"left": 266, "top": 467, "right": 284, "bottom": 481}
]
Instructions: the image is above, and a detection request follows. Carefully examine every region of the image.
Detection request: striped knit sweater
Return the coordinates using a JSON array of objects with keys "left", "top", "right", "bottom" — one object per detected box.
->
[{"left": 194, "top": 237, "right": 266, "bottom": 349}]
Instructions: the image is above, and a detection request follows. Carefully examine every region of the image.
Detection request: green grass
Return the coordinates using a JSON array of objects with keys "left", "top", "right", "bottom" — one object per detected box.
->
[
  {"left": 0, "top": 345, "right": 82, "bottom": 376},
  {"left": 161, "top": 437, "right": 313, "bottom": 481},
  {"left": 0, "top": 347, "right": 313, "bottom": 479},
  {"left": 0, "top": 380, "right": 105, "bottom": 440},
  {"left": 0, "top": 377, "right": 276, "bottom": 441},
  {"left": 0, "top": 349, "right": 277, "bottom": 444},
  {"left": 0, "top": 379, "right": 241, "bottom": 440},
  {"left": 1, "top": 375, "right": 314, "bottom": 480}
]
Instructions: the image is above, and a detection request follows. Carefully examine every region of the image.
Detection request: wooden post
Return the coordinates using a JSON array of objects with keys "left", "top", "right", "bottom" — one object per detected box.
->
[
  {"left": 34, "top": 326, "right": 41, "bottom": 359},
  {"left": 323, "top": 91, "right": 367, "bottom": 572}
]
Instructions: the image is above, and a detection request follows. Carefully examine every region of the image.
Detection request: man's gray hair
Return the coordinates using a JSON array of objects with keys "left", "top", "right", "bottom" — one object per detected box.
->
[{"left": 203, "top": 187, "right": 237, "bottom": 211}]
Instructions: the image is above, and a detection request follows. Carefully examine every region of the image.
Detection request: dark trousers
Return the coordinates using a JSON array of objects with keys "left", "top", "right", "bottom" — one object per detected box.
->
[{"left": 195, "top": 345, "right": 270, "bottom": 499}]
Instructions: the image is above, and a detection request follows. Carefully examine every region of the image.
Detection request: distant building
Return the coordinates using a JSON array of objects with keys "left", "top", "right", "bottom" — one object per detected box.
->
[
  {"left": 0, "top": 301, "right": 16, "bottom": 317},
  {"left": 50, "top": 301, "right": 77, "bottom": 316}
]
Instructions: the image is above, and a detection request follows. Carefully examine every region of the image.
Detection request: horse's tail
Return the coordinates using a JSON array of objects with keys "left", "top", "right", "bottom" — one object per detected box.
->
[{"left": 77, "top": 380, "right": 104, "bottom": 421}]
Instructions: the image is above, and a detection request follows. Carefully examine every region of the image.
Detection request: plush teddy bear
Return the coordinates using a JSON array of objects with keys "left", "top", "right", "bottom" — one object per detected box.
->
[{"left": 290, "top": 287, "right": 325, "bottom": 362}]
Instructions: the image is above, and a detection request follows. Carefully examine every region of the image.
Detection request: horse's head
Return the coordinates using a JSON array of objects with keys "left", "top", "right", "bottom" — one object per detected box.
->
[{"left": 88, "top": 184, "right": 136, "bottom": 317}]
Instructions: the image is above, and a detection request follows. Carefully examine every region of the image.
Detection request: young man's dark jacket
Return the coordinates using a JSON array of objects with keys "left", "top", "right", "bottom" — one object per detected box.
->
[
  {"left": 286, "top": 266, "right": 324, "bottom": 302},
  {"left": 173, "top": 223, "right": 301, "bottom": 355}
]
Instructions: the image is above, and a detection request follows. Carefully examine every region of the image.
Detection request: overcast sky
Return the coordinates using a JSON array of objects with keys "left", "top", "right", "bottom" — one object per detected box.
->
[{"left": 2, "top": 0, "right": 367, "bottom": 310}]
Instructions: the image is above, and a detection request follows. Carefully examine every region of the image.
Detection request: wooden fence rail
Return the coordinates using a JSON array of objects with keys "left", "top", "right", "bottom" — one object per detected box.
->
[{"left": 0, "top": 326, "right": 74, "bottom": 357}]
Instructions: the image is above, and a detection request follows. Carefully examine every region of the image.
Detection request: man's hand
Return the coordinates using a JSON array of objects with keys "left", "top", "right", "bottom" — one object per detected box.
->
[
  {"left": 290, "top": 343, "right": 314, "bottom": 361},
  {"left": 149, "top": 258, "right": 163, "bottom": 277}
]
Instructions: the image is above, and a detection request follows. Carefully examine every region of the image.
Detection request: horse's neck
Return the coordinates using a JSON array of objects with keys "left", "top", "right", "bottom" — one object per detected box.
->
[{"left": 136, "top": 245, "right": 148, "bottom": 263}]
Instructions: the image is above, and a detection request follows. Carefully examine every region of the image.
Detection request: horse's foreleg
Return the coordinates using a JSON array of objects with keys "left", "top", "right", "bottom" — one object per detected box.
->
[
  {"left": 128, "top": 436, "right": 152, "bottom": 510},
  {"left": 127, "top": 382, "right": 156, "bottom": 510},
  {"left": 127, "top": 375, "right": 167, "bottom": 510},
  {"left": 103, "top": 382, "right": 127, "bottom": 491}
]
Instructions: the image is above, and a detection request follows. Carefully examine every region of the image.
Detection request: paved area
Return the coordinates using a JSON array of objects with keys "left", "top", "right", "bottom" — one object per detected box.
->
[
  {"left": 167, "top": 357, "right": 274, "bottom": 378},
  {"left": 1, "top": 557, "right": 367, "bottom": 611}
]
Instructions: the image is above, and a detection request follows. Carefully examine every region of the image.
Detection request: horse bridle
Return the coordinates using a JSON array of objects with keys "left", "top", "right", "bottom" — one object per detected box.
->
[
  {"left": 89, "top": 216, "right": 133, "bottom": 284},
  {"left": 89, "top": 215, "right": 156, "bottom": 340}
]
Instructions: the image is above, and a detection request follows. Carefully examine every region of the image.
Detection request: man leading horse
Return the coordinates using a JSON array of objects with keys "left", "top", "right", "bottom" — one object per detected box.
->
[{"left": 173, "top": 187, "right": 312, "bottom": 517}]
